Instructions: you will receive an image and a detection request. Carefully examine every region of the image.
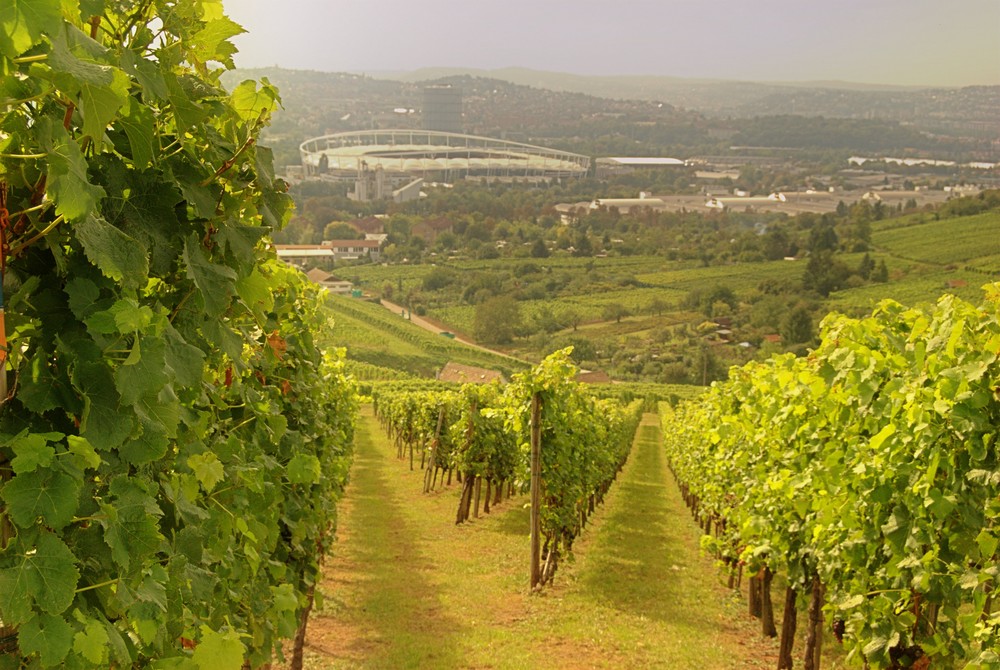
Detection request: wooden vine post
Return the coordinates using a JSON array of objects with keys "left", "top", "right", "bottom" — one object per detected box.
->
[
  {"left": 803, "top": 576, "right": 825, "bottom": 670},
  {"left": 777, "top": 587, "right": 798, "bottom": 669},
  {"left": 529, "top": 391, "right": 542, "bottom": 590}
]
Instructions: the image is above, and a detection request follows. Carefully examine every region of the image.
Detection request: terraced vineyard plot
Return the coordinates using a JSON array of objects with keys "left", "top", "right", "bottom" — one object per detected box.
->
[
  {"left": 872, "top": 211, "right": 1000, "bottom": 265},
  {"left": 325, "top": 295, "right": 528, "bottom": 377}
]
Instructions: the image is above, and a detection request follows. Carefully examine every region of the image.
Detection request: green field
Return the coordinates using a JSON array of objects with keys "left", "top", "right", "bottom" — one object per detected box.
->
[
  {"left": 325, "top": 205, "right": 1000, "bottom": 386},
  {"left": 325, "top": 295, "right": 530, "bottom": 378},
  {"left": 871, "top": 210, "right": 1000, "bottom": 266}
]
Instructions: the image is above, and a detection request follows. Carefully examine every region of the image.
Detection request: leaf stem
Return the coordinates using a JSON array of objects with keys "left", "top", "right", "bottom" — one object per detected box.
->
[
  {"left": 12, "top": 54, "right": 47, "bottom": 65},
  {"left": 200, "top": 136, "right": 255, "bottom": 187},
  {"left": 0, "top": 153, "right": 47, "bottom": 160},
  {"left": 9, "top": 215, "right": 66, "bottom": 256},
  {"left": 76, "top": 578, "right": 119, "bottom": 594}
]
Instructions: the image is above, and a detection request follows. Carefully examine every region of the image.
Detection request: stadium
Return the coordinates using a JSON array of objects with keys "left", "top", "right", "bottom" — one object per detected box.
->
[{"left": 299, "top": 129, "right": 591, "bottom": 181}]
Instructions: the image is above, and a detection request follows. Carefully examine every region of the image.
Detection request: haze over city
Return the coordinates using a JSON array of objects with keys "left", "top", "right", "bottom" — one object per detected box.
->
[{"left": 227, "top": 0, "right": 1000, "bottom": 87}]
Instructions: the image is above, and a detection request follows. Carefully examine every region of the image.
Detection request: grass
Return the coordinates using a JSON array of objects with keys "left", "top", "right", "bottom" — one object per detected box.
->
[
  {"left": 294, "top": 409, "right": 846, "bottom": 669},
  {"left": 871, "top": 210, "right": 1000, "bottom": 266},
  {"left": 325, "top": 295, "right": 528, "bottom": 378}
]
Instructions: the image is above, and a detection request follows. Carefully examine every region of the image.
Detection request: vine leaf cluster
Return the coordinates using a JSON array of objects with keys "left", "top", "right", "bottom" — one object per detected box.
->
[{"left": 1, "top": 2, "right": 357, "bottom": 668}]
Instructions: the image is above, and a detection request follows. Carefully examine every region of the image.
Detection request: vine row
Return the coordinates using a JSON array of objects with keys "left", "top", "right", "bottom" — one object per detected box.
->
[{"left": 662, "top": 289, "right": 1000, "bottom": 669}]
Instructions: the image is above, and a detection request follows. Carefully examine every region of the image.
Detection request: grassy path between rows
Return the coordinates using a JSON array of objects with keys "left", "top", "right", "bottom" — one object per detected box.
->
[{"left": 294, "top": 408, "right": 788, "bottom": 669}]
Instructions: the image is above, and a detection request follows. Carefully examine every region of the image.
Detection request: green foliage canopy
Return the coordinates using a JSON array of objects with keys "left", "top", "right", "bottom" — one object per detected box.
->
[{"left": 0, "top": 1, "right": 357, "bottom": 667}]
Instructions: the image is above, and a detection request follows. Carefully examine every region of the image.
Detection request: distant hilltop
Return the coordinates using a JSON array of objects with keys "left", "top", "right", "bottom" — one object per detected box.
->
[{"left": 357, "top": 66, "right": 998, "bottom": 123}]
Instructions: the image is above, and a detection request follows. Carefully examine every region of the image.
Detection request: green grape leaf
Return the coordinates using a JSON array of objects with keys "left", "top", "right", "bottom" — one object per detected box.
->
[
  {"left": 164, "top": 326, "right": 206, "bottom": 387},
  {"left": 168, "top": 157, "right": 219, "bottom": 218},
  {"left": 0, "top": 0, "right": 61, "bottom": 58},
  {"left": 48, "top": 30, "right": 129, "bottom": 144},
  {"left": 2, "top": 467, "right": 81, "bottom": 530},
  {"left": 18, "top": 613, "right": 74, "bottom": 668},
  {"left": 120, "top": 419, "right": 169, "bottom": 466},
  {"left": 110, "top": 298, "right": 154, "bottom": 333},
  {"left": 119, "top": 97, "right": 156, "bottom": 168},
  {"left": 192, "top": 625, "right": 245, "bottom": 670},
  {"left": 202, "top": 315, "right": 246, "bottom": 365},
  {"left": 76, "top": 362, "right": 134, "bottom": 451},
  {"left": 217, "top": 223, "right": 267, "bottom": 272},
  {"left": 134, "top": 385, "right": 181, "bottom": 438},
  {"left": 271, "top": 583, "right": 298, "bottom": 612},
  {"left": 187, "top": 452, "right": 224, "bottom": 493},
  {"left": 229, "top": 79, "right": 278, "bottom": 125},
  {"left": 183, "top": 235, "right": 236, "bottom": 317},
  {"left": 189, "top": 17, "right": 244, "bottom": 68},
  {"left": 287, "top": 453, "right": 321, "bottom": 485},
  {"left": 120, "top": 49, "right": 169, "bottom": 100},
  {"left": 66, "top": 435, "right": 102, "bottom": 470},
  {"left": 8, "top": 431, "right": 63, "bottom": 474},
  {"left": 101, "top": 501, "right": 163, "bottom": 573},
  {"left": 0, "top": 532, "right": 80, "bottom": 622},
  {"left": 64, "top": 277, "right": 101, "bottom": 319},
  {"left": 235, "top": 269, "right": 273, "bottom": 320},
  {"left": 977, "top": 529, "right": 998, "bottom": 560},
  {"left": 93, "top": 158, "right": 183, "bottom": 274},
  {"left": 165, "top": 74, "right": 211, "bottom": 134},
  {"left": 75, "top": 214, "right": 149, "bottom": 290},
  {"left": 18, "top": 356, "right": 68, "bottom": 413},
  {"left": 258, "top": 180, "right": 292, "bottom": 230},
  {"left": 129, "top": 600, "right": 164, "bottom": 645},
  {"left": 73, "top": 616, "right": 109, "bottom": 664},
  {"left": 47, "top": 128, "right": 106, "bottom": 222},
  {"left": 115, "top": 334, "right": 168, "bottom": 404}
]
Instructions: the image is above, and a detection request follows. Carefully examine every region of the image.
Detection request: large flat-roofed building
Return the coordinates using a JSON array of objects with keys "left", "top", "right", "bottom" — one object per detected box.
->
[
  {"left": 276, "top": 240, "right": 382, "bottom": 264},
  {"left": 423, "top": 85, "right": 462, "bottom": 133},
  {"left": 595, "top": 156, "right": 688, "bottom": 178}
]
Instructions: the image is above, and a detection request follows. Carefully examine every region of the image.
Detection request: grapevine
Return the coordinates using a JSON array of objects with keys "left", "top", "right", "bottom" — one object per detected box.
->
[
  {"left": 662, "top": 288, "right": 1000, "bottom": 669},
  {"left": 0, "top": 2, "right": 356, "bottom": 668}
]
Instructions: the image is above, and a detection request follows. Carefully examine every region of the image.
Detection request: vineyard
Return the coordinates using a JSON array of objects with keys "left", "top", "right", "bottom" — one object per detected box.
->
[
  {"left": 871, "top": 211, "right": 1000, "bottom": 267},
  {"left": 371, "top": 349, "right": 644, "bottom": 587},
  {"left": 3, "top": 1, "right": 999, "bottom": 669},
  {"left": 661, "top": 288, "right": 1000, "bottom": 669},
  {"left": 324, "top": 294, "right": 526, "bottom": 378}
]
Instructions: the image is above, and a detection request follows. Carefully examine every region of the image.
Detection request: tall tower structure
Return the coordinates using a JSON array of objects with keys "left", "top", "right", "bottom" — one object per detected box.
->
[{"left": 422, "top": 85, "right": 463, "bottom": 133}]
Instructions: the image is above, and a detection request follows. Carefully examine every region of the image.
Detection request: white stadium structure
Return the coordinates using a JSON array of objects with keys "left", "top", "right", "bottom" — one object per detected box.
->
[{"left": 299, "top": 130, "right": 590, "bottom": 181}]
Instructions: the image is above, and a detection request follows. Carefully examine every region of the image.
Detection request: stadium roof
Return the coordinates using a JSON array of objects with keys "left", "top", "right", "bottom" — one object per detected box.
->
[
  {"left": 603, "top": 157, "right": 687, "bottom": 166},
  {"left": 299, "top": 130, "right": 590, "bottom": 179}
]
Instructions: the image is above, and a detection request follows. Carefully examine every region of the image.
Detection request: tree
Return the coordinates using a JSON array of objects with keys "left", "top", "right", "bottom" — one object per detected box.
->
[
  {"left": 872, "top": 259, "right": 890, "bottom": 283},
  {"left": 473, "top": 295, "right": 522, "bottom": 344},
  {"left": 648, "top": 297, "right": 670, "bottom": 316},
  {"left": 781, "top": 306, "right": 814, "bottom": 344},
  {"left": 857, "top": 253, "right": 875, "bottom": 280},
  {"left": 530, "top": 237, "right": 550, "bottom": 258},
  {"left": 802, "top": 250, "right": 851, "bottom": 297},
  {"left": 808, "top": 223, "right": 839, "bottom": 253},
  {"left": 323, "top": 221, "right": 361, "bottom": 240},
  {"left": 562, "top": 308, "right": 583, "bottom": 331},
  {"left": 603, "top": 303, "right": 630, "bottom": 323}
]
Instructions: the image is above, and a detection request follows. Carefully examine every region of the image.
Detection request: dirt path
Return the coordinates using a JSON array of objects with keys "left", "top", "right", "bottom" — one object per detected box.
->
[
  {"left": 300, "top": 406, "right": 465, "bottom": 668},
  {"left": 295, "top": 410, "right": 791, "bottom": 669},
  {"left": 376, "top": 298, "right": 525, "bottom": 363}
]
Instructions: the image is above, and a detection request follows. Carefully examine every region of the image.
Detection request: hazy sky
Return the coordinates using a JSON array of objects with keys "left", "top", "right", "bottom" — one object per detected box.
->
[{"left": 225, "top": 0, "right": 1000, "bottom": 87}]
